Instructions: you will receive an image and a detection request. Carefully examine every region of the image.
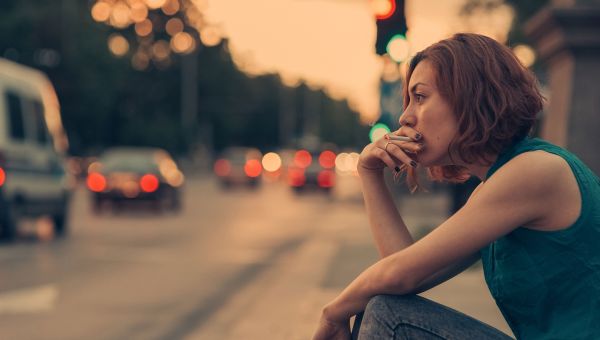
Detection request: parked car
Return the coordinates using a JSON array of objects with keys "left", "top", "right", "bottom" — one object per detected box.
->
[
  {"left": 213, "top": 147, "right": 262, "bottom": 189},
  {"left": 86, "top": 147, "right": 184, "bottom": 213},
  {"left": 287, "top": 148, "right": 336, "bottom": 195},
  {"left": 0, "top": 58, "right": 72, "bottom": 240}
]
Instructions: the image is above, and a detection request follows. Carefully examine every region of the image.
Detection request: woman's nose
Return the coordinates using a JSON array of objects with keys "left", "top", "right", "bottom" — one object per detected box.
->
[{"left": 399, "top": 109, "right": 415, "bottom": 127}]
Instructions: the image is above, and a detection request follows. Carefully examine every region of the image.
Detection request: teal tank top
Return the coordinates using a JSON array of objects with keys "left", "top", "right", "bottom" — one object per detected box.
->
[{"left": 480, "top": 137, "right": 600, "bottom": 340}]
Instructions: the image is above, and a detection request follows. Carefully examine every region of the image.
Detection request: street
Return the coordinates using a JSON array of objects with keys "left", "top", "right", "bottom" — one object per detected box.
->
[{"left": 0, "top": 174, "right": 511, "bottom": 340}]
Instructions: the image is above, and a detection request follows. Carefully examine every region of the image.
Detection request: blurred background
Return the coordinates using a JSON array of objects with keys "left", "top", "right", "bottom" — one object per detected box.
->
[{"left": 1, "top": 0, "right": 598, "bottom": 339}]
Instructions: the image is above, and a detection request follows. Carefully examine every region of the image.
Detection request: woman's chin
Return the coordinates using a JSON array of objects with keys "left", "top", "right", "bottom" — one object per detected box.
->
[{"left": 416, "top": 157, "right": 442, "bottom": 168}]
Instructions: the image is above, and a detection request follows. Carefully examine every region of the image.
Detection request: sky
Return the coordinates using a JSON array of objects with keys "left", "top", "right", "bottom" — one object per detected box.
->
[{"left": 199, "top": 0, "right": 513, "bottom": 123}]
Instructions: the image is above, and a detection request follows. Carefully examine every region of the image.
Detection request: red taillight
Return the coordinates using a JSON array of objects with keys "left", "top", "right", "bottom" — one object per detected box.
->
[
  {"left": 87, "top": 172, "right": 107, "bottom": 192},
  {"left": 287, "top": 167, "right": 306, "bottom": 187},
  {"left": 140, "top": 174, "right": 159, "bottom": 193},
  {"left": 214, "top": 159, "right": 231, "bottom": 177},
  {"left": 319, "top": 150, "right": 336, "bottom": 169},
  {"left": 293, "top": 150, "right": 312, "bottom": 168},
  {"left": 244, "top": 159, "right": 262, "bottom": 178},
  {"left": 317, "top": 170, "right": 335, "bottom": 188},
  {"left": 0, "top": 167, "right": 5, "bottom": 187}
]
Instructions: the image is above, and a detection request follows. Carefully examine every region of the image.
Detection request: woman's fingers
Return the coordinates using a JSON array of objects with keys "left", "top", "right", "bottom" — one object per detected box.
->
[
  {"left": 384, "top": 142, "right": 419, "bottom": 168},
  {"left": 375, "top": 144, "right": 401, "bottom": 169},
  {"left": 393, "top": 126, "right": 422, "bottom": 142},
  {"left": 359, "top": 130, "right": 424, "bottom": 173}
]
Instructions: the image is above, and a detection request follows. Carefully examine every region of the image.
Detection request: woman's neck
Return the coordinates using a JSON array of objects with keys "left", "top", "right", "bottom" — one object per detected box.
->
[{"left": 463, "top": 153, "right": 499, "bottom": 182}]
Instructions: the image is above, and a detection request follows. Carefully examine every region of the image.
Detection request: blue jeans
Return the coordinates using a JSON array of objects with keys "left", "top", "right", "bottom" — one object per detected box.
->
[{"left": 351, "top": 295, "right": 514, "bottom": 340}]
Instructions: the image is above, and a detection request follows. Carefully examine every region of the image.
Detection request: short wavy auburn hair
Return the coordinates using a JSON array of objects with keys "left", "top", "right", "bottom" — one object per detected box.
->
[{"left": 401, "top": 33, "right": 544, "bottom": 191}]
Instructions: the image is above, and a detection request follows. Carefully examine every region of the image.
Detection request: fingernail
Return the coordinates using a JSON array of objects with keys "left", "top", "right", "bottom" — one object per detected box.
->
[
  {"left": 394, "top": 166, "right": 400, "bottom": 172},
  {"left": 415, "top": 133, "right": 422, "bottom": 140},
  {"left": 410, "top": 160, "right": 417, "bottom": 168}
]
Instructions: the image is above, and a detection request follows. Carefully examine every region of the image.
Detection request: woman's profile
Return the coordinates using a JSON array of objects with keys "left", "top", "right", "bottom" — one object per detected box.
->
[{"left": 312, "top": 33, "right": 600, "bottom": 340}]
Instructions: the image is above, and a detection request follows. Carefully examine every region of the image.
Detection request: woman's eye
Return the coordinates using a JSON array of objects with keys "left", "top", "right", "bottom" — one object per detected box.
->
[{"left": 415, "top": 94, "right": 425, "bottom": 103}]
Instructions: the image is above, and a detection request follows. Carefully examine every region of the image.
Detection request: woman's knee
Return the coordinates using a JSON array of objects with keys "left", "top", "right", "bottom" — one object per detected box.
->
[
  {"left": 364, "top": 294, "right": 419, "bottom": 317},
  {"left": 358, "top": 295, "right": 420, "bottom": 339},
  {"left": 362, "top": 295, "right": 419, "bottom": 328}
]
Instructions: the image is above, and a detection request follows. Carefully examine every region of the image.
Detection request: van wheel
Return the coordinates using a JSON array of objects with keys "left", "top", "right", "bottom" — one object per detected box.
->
[
  {"left": 53, "top": 213, "right": 68, "bottom": 237},
  {"left": 0, "top": 203, "right": 17, "bottom": 241}
]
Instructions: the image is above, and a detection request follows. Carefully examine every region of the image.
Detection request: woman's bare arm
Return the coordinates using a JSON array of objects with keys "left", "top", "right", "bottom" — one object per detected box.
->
[
  {"left": 359, "top": 167, "right": 482, "bottom": 294},
  {"left": 322, "top": 151, "right": 560, "bottom": 321},
  {"left": 359, "top": 170, "right": 414, "bottom": 257}
]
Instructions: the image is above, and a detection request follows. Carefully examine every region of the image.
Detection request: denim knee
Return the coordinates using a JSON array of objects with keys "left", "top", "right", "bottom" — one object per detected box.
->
[
  {"left": 359, "top": 295, "right": 416, "bottom": 339},
  {"left": 364, "top": 294, "right": 418, "bottom": 318}
]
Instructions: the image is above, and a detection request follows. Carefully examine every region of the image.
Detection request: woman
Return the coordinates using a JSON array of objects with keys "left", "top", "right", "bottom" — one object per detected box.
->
[{"left": 312, "top": 33, "right": 600, "bottom": 340}]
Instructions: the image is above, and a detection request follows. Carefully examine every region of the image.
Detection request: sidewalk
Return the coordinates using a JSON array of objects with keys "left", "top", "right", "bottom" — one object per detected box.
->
[{"left": 185, "top": 189, "right": 513, "bottom": 339}]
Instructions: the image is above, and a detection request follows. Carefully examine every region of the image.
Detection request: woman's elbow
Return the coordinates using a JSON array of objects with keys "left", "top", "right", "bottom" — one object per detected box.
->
[{"left": 378, "top": 265, "right": 419, "bottom": 295}]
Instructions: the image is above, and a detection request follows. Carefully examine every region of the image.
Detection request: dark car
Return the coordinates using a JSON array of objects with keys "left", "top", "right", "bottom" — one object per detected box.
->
[
  {"left": 213, "top": 147, "right": 263, "bottom": 189},
  {"left": 286, "top": 149, "right": 336, "bottom": 194},
  {"left": 86, "top": 147, "right": 184, "bottom": 213}
]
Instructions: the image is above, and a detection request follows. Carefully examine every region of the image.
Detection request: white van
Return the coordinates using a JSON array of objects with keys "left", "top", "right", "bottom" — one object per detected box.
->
[{"left": 0, "top": 58, "right": 72, "bottom": 240}]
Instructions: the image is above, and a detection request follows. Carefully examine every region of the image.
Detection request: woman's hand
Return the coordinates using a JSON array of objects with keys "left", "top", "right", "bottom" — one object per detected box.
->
[
  {"left": 312, "top": 314, "right": 351, "bottom": 340},
  {"left": 357, "top": 126, "right": 424, "bottom": 174}
]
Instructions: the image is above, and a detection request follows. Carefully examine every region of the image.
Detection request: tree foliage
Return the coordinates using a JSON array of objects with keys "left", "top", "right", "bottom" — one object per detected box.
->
[{"left": 1, "top": 0, "right": 365, "bottom": 157}]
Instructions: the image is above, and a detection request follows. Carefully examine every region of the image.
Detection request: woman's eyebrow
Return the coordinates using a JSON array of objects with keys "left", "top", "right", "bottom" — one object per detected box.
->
[{"left": 410, "top": 82, "right": 429, "bottom": 93}]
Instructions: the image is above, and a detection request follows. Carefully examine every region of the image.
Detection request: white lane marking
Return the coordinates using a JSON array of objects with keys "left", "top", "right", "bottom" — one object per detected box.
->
[{"left": 0, "top": 284, "right": 58, "bottom": 314}]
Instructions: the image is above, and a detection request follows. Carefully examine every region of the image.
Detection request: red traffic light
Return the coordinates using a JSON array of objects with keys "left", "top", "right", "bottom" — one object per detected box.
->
[
  {"left": 371, "top": 0, "right": 396, "bottom": 20},
  {"left": 374, "top": 0, "right": 406, "bottom": 56}
]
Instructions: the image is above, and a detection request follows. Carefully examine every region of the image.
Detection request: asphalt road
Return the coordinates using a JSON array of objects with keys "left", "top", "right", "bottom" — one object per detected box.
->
[{"left": 0, "top": 175, "right": 355, "bottom": 340}]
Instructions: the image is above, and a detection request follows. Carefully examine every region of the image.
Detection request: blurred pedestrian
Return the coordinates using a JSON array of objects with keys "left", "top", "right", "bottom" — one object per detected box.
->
[{"left": 312, "top": 33, "right": 600, "bottom": 340}]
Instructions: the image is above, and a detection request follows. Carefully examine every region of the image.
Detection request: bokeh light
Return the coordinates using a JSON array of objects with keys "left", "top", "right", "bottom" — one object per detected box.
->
[
  {"left": 387, "top": 35, "right": 409, "bottom": 63},
  {"left": 293, "top": 150, "right": 312, "bottom": 168},
  {"left": 130, "top": 2, "right": 149, "bottom": 23},
  {"left": 0, "top": 167, "right": 5, "bottom": 187},
  {"left": 110, "top": 2, "right": 132, "bottom": 28},
  {"left": 244, "top": 159, "right": 263, "bottom": 178},
  {"left": 145, "top": 0, "right": 167, "bottom": 10},
  {"left": 170, "top": 32, "right": 195, "bottom": 54},
  {"left": 214, "top": 159, "right": 231, "bottom": 177},
  {"left": 152, "top": 40, "right": 171, "bottom": 61},
  {"left": 140, "top": 174, "right": 159, "bottom": 192},
  {"left": 162, "top": 0, "right": 180, "bottom": 15},
  {"left": 370, "top": 0, "right": 395, "bottom": 20},
  {"left": 132, "top": 50, "right": 150, "bottom": 70},
  {"left": 318, "top": 150, "right": 336, "bottom": 169},
  {"left": 166, "top": 18, "right": 184, "bottom": 36},
  {"left": 513, "top": 44, "right": 536, "bottom": 68},
  {"left": 335, "top": 152, "right": 360, "bottom": 175},
  {"left": 108, "top": 34, "right": 130, "bottom": 57},
  {"left": 200, "top": 26, "right": 223, "bottom": 47},
  {"left": 369, "top": 123, "right": 391, "bottom": 142},
  {"left": 135, "top": 19, "right": 153, "bottom": 37},
  {"left": 87, "top": 172, "right": 107, "bottom": 192},
  {"left": 91, "top": 1, "right": 111, "bottom": 22},
  {"left": 262, "top": 152, "right": 282, "bottom": 172}
]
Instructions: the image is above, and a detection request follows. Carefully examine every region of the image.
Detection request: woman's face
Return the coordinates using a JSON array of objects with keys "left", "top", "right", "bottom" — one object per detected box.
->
[{"left": 399, "top": 60, "right": 458, "bottom": 167}]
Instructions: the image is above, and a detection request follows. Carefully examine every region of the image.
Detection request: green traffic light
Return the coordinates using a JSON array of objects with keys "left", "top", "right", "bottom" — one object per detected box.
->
[
  {"left": 369, "top": 123, "right": 391, "bottom": 142},
  {"left": 386, "top": 34, "right": 409, "bottom": 63}
]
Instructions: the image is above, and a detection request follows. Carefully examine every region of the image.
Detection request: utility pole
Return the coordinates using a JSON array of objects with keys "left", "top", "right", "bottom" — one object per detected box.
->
[
  {"left": 279, "top": 85, "right": 295, "bottom": 148},
  {"left": 181, "top": 50, "right": 198, "bottom": 149}
]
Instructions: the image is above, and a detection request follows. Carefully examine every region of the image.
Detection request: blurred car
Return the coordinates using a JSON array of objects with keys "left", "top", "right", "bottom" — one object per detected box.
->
[
  {"left": 213, "top": 147, "right": 262, "bottom": 189},
  {"left": 286, "top": 148, "right": 336, "bottom": 195},
  {"left": 0, "top": 58, "right": 72, "bottom": 240},
  {"left": 86, "top": 147, "right": 184, "bottom": 213}
]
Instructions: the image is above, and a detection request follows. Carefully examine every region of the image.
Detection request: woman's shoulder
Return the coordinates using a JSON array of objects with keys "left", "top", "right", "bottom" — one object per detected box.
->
[
  {"left": 490, "top": 150, "right": 581, "bottom": 231},
  {"left": 494, "top": 149, "right": 570, "bottom": 189}
]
